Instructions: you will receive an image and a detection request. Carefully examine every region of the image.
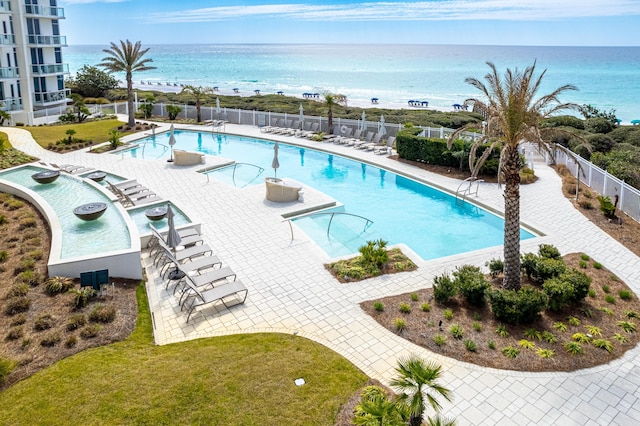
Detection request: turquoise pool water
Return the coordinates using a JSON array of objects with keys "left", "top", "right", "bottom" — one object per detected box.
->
[
  {"left": 123, "top": 131, "right": 535, "bottom": 260},
  {"left": 127, "top": 202, "right": 192, "bottom": 235},
  {"left": 0, "top": 166, "right": 131, "bottom": 259}
]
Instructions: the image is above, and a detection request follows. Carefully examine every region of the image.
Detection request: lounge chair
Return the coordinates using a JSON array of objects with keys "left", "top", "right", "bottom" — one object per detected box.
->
[
  {"left": 353, "top": 131, "right": 374, "bottom": 149},
  {"left": 176, "top": 265, "right": 237, "bottom": 302},
  {"left": 334, "top": 127, "right": 353, "bottom": 144},
  {"left": 299, "top": 122, "right": 319, "bottom": 138},
  {"left": 359, "top": 132, "right": 383, "bottom": 150},
  {"left": 284, "top": 120, "right": 300, "bottom": 135},
  {"left": 374, "top": 136, "right": 396, "bottom": 155},
  {"left": 343, "top": 129, "right": 362, "bottom": 146},
  {"left": 181, "top": 275, "right": 248, "bottom": 323},
  {"left": 149, "top": 225, "right": 213, "bottom": 266},
  {"left": 160, "top": 251, "right": 223, "bottom": 289},
  {"left": 263, "top": 118, "right": 284, "bottom": 133}
]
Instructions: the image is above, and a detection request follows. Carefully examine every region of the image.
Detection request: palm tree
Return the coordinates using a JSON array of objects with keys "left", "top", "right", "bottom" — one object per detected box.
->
[
  {"left": 323, "top": 92, "right": 347, "bottom": 131},
  {"left": 390, "top": 355, "right": 452, "bottom": 426},
  {"left": 353, "top": 386, "right": 406, "bottom": 426},
  {"left": 99, "top": 40, "right": 156, "bottom": 128},
  {"left": 451, "top": 62, "right": 578, "bottom": 290},
  {"left": 181, "top": 85, "right": 213, "bottom": 122}
]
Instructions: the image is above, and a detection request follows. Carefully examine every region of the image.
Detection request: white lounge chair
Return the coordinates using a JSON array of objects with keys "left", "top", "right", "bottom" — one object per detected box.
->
[
  {"left": 176, "top": 265, "right": 237, "bottom": 302},
  {"left": 181, "top": 275, "right": 248, "bottom": 323},
  {"left": 353, "top": 131, "right": 374, "bottom": 149},
  {"left": 374, "top": 136, "right": 396, "bottom": 155},
  {"left": 359, "top": 132, "right": 383, "bottom": 150}
]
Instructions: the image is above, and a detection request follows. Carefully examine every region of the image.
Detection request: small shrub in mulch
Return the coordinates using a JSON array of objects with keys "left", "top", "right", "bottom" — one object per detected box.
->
[{"left": 326, "top": 246, "right": 417, "bottom": 283}]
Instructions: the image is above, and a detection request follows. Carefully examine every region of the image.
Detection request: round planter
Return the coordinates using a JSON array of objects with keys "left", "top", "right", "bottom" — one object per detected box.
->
[
  {"left": 73, "top": 202, "right": 108, "bottom": 221},
  {"left": 31, "top": 170, "right": 60, "bottom": 184}
]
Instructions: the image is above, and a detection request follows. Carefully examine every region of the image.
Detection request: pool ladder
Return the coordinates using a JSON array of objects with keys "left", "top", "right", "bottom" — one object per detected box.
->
[
  {"left": 285, "top": 212, "right": 373, "bottom": 242},
  {"left": 455, "top": 177, "right": 484, "bottom": 205}
]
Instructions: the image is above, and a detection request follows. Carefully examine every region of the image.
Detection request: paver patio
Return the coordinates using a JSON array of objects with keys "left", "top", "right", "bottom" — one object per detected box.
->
[{"left": 4, "top": 121, "right": 640, "bottom": 425}]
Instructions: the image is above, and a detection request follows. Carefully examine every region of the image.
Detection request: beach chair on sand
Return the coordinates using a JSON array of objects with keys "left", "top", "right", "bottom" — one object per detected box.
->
[{"left": 181, "top": 274, "right": 248, "bottom": 323}]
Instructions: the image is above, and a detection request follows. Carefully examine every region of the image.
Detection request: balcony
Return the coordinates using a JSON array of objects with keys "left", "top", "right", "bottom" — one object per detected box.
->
[
  {"left": 25, "top": 4, "right": 64, "bottom": 18},
  {"left": 0, "top": 1, "right": 11, "bottom": 13},
  {"left": 33, "top": 89, "right": 69, "bottom": 105},
  {"left": 0, "top": 34, "right": 15, "bottom": 45},
  {"left": 0, "top": 98, "right": 23, "bottom": 111},
  {"left": 27, "top": 35, "right": 67, "bottom": 46},
  {"left": 0, "top": 67, "right": 19, "bottom": 79},
  {"left": 31, "top": 63, "right": 69, "bottom": 75}
]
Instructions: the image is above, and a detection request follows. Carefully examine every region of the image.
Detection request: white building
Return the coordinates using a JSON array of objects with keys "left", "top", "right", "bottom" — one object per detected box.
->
[{"left": 0, "top": 0, "right": 69, "bottom": 125}]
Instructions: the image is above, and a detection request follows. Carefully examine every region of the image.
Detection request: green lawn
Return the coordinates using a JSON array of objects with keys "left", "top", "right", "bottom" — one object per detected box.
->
[
  {"left": 24, "top": 119, "right": 130, "bottom": 147},
  {"left": 0, "top": 286, "right": 367, "bottom": 425}
]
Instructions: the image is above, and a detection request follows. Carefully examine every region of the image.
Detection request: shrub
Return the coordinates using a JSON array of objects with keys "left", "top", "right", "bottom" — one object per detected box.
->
[
  {"left": 5, "top": 297, "right": 31, "bottom": 315},
  {"left": 420, "top": 303, "right": 431, "bottom": 312},
  {"left": 553, "top": 322, "right": 568, "bottom": 332},
  {"left": 567, "top": 316, "right": 581, "bottom": 326},
  {"left": 449, "top": 324, "right": 464, "bottom": 339},
  {"left": 65, "top": 313, "right": 87, "bottom": 331},
  {"left": 597, "top": 195, "right": 616, "bottom": 218},
  {"left": 5, "top": 327, "right": 24, "bottom": 341},
  {"left": 8, "top": 283, "right": 29, "bottom": 298},
  {"left": 40, "top": 332, "right": 62, "bottom": 347},
  {"left": 586, "top": 325, "right": 602, "bottom": 337},
  {"left": 578, "top": 200, "right": 593, "bottom": 209},
  {"left": 599, "top": 307, "right": 614, "bottom": 316},
  {"left": 619, "top": 290, "right": 633, "bottom": 300},
  {"left": 432, "top": 273, "right": 457, "bottom": 304},
  {"left": 0, "top": 251, "right": 7, "bottom": 262},
  {"left": 45, "top": 276, "right": 75, "bottom": 295},
  {"left": 585, "top": 117, "right": 613, "bottom": 134},
  {"left": 34, "top": 314, "right": 54, "bottom": 331},
  {"left": 65, "top": 336, "right": 78, "bottom": 348},
  {"left": 580, "top": 254, "right": 590, "bottom": 261},
  {"left": 433, "top": 334, "right": 446, "bottom": 346},
  {"left": 501, "top": 346, "right": 519, "bottom": 359},
  {"left": 537, "top": 348, "right": 555, "bottom": 359},
  {"left": 17, "top": 269, "right": 41, "bottom": 287},
  {"left": 464, "top": 339, "right": 477, "bottom": 352},
  {"left": 613, "top": 333, "right": 628, "bottom": 344},
  {"left": 488, "top": 341, "right": 496, "bottom": 350},
  {"left": 532, "top": 258, "right": 567, "bottom": 284},
  {"left": 495, "top": 324, "right": 510, "bottom": 337},
  {"left": 486, "top": 287, "right": 548, "bottom": 325},
  {"left": 538, "top": 244, "right": 561, "bottom": 259},
  {"left": 572, "top": 333, "right": 590, "bottom": 343},
  {"left": 69, "top": 287, "right": 96, "bottom": 309},
  {"left": 443, "top": 309, "right": 453, "bottom": 320},
  {"left": 605, "top": 294, "right": 616, "bottom": 304},
  {"left": 580, "top": 308, "right": 594, "bottom": 319},
  {"left": 9, "top": 314, "right": 26, "bottom": 326},
  {"left": 543, "top": 278, "right": 575, "bottom": 311},
  {"left": 410, "top": 293, "right": 419, "bottom": 302},
  {"left": 593, "top": 262, "right": 603, "bottom": 269},
  {"left": 398, "top": 303, "right": 411, "bottom": 314},
  {"left": 601, "top": 284, "right": 611, "bottom": 293},
  {"left": 485, "top": 258, "right": 504, "bottom": 278},
  {"left": 523, "top": 328, "right": 541, "bottom": 340},
  {"left": 625, "top": 310, "right": 640, "bottom": 319},
  {"left": 542, "top": 331, "right": 558, "bottom": 344},
  {"left": 80, "top": 324, "right": 102, "bottom": 339},
  {"left": 0, "top": 357, "right": 17, "bottom": 381},
  {"left": 592, "top": 339, "right": 613, "bottom": 353},
  {"left": 472, "top": 322, "right": 482, "bottom": 332},
  {"left": 453, "top": 264, "right": 489, "bottom": 306},
  {"left": 617, "top": 321, "right": 637, "bottom": 333},
  {"left": 358, "top": 239, "right": 388, "bottom": 272},
  {"left": 373, "top": 301, "right": 384, "bottom": 312},
  {"left": 588, "top": 289, "right": 597, "bottom": 298},
  {"left": 518, "top": 339, "right": 535, "bottom": 349},
  {"left": 579, "top": 260, "right": 587, "bottom": 269},
  {"left": 564, "top": 341, "right": 583, "bottom": 355}
]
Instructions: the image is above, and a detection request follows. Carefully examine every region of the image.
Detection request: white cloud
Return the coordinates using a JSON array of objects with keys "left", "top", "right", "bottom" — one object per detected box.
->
[{"left": 143, "top": 1, "right": 640, "bottom": 24}]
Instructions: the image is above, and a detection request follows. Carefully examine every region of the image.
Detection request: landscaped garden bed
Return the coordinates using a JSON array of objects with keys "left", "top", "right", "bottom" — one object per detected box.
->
[{"left": 362, "top": 248, "right": 640, "bottom": 372}]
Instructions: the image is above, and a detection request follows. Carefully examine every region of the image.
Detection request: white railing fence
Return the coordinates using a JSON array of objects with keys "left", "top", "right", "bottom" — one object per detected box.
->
[{"left": 548, "top": 145, "right": 640, "bottom": 223}]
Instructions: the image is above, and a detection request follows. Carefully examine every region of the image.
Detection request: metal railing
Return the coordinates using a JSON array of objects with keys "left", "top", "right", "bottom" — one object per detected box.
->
[
  {"left": 25, "top": 4, "right": 65, "bottom": 18},
  {"left": 0, "top": 66, "right": 18, "bottom": 79},
  {"left": 31, "top": 63, "right": 69, "bottom": 75},
  {"left": 455, "top": 177, "right": 484, "bottom": 204},
  {"left": 0, "top": 0, "right": 10, "bottom": 12},
  {"left": 33, "top": 89, "right": 69, "bottom": 105},
  {"left": 285, "top": 211, "right": 373, "bottom": 241},
  {"left": 27, "top": 35, "right": 67, "bottom": 46},
  {"left": 0, "top": 34, "right": 15, "bottom": 45}
]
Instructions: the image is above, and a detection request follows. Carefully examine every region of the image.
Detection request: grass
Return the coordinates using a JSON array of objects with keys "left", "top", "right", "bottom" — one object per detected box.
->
[
  {"left": 0, "top": 286, "right": 367, "bottom": 425},
  {"left": 24, "top": 119, "right": 131, "bottom": 148}
]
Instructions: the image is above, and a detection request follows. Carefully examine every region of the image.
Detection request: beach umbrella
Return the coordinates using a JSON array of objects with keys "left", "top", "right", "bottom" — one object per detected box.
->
[
  {"left": 299, "top": 104, "right": 304, "bottom": 129},
  {"left": 167, "top": 124, "right": 176, "bottom": 162},
  {"left": 360, "top": 111, "right": 367, "bottom": 132},
  {"left": 272, "top": 142, "right": 280, "bottom": 180},
  {"left": 165, "top": 202, "right": 182, "bottom": 250},
  {"left": 379, "top": 115, "right": 387, "bottom": 136},
  {"left": 216, "top": 97, "right": 221, "bottom": 118}
]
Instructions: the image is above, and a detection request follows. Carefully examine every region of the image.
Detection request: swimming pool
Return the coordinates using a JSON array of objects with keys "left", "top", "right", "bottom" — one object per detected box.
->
[{"left": 123, "top": 131, "right": 536, "bottom": 260}]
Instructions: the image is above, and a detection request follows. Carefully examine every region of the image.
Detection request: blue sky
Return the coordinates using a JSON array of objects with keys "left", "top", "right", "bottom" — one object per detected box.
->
[{"left": 60, "top": 0, "right": 640, "bottom": 46}]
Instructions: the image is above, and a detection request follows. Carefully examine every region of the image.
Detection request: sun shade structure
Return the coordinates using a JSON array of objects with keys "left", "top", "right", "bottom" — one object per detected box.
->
[
  {"left": 165, "top": 202, "right": 182, "bottom": 250},
  {"left": 168, "top": 124, "right": 176, "bottom": 163},
  {"left": 272, "top": 142, "right": 280, "bottom": 180}
]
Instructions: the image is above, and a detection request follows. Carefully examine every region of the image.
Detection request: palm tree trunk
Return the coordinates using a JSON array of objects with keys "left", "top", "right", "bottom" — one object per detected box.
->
[
  {"left": 196, "top": 103, "right": 201, "bottom": 123},
  {"left": 502, "top": 144, "right": 522, "bottom": 290},
  {"left": 126, "top": 72, "right": 135, "bottom": 128},
  {"left": 410, "top": 414, "right": 423, "bottom": 426},
  {"left": 327, "top": 109, "right": 333, "bottom": 131}
]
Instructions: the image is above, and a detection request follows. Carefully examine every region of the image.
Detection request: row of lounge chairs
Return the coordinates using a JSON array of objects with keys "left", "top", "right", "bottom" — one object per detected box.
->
[
  {"left": 148, "top": 224, "right": 248, "bottom": 324},
  {"left": 106, "top": 180, "right": 163, "bottom": 207}
]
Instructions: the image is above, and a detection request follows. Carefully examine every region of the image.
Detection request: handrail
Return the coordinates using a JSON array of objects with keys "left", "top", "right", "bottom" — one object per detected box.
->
[
  {"left": 231, "top": 162, "right": 264, "bottom": 187},
  {"left": 455, "top": 177, "right": 484, "bottom": 204},
  {"left": 141, "top": 142, "right": 169, "bottom": 159},
  {"left": 285, "top": 211, "right": 373, "bottom": 241}
]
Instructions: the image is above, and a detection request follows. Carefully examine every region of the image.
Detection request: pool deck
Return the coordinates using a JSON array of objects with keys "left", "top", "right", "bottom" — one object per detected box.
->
[{"left": 5, "top": 122, "right": 640, "bottom": 425}]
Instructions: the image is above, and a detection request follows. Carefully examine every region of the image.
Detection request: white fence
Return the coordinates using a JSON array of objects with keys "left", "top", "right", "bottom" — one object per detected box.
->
[{"left": 550, "top": 146, "right": 640, "bottom": 223}]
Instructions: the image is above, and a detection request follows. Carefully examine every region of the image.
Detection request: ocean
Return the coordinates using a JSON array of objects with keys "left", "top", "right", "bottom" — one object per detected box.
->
[{"left": 64, "top": 44, "right": 640, "bottom": 123}]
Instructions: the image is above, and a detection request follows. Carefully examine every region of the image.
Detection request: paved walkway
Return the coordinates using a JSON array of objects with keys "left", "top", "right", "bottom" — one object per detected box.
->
[{"left": 4, "top": 122, "right": 640, "bottom": 425}]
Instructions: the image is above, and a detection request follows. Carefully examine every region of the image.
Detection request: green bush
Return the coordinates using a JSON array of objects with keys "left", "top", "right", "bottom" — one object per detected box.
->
[
  {"left": 538, "top": 244, "right": 562, "bottom": 259},
  {"left": 495, "top": 324, "right": 510, "bottom": 337},
  {"left": 69, "top": 287, "right": 96, "bottom": 309},
  {"left": 89, "top": 305, "right": 117, "bottom": 323},
  {"left": 8, "top": 283, "right": 29, "bottom": 298},
  {"left": 410, "top": 293, "right": 418, "bottom": 302},
  {"left": 453, "top": 264, "right": 489, "bottom": 306},
  {"left": 585, "top": 117, "right": 614, "bottom": 134},
  {"left": 605, "top": 294, "right": 616, "bottom": 304},
  {"left": 45, "top": 276, "right": 75, "bottom": 295},
  {"left": 0, "top": 250, "right": 7, "bottom": 262},
  {"left": 561, "top": 269, "right": 592, "bottom": 303},
  {"left": 532, "top": 258, "right": 567, "bottom": 284},
  {"left": 449, "top": 324, "right": 464, "bottom": 339},
  {"left": 619, "top": 290, "right": 632, "bottom": 300},
  {"left": 486, "top": 287, "right": 549, "bottom": 325},
  {"left": 0, "top": 356, "right": 17, "bottom": 381},
  {"left": 597, "top": 195, "right": 616, "bottom": 218},
  {"left": 542, "top": 115, "right": 585, "bottom": 129},
  {"left": 420, "top": 302, "right": 431, "bottom": 312},
  {"left": 501, "top": 346, "right": 520, "bottom": 359},
  {"left": 543, "top": 278, "right": 575, "bottom": 311},
  {"left": 564, "top": 341, "right": 583, "bottom": 355},
  {"left": 433, "top": 334, "right": 446, "bottom": 346},
  {"left": 443, "top": 308, "right": 453, "bottom": 320},
  {"left": 464, "top": 339, "right": 477, "bottom": 352},
  {"left": 432, "top": 273, "right": 457, "bottom": 304},
  {"left": 358, "top": 239, "right": 388, "bottom": 273},
  {"left": 393, "top": 318, "right": 406, "bottom": 331},
  {"left": 373, "top": 301, "right": 384, "bottom": 312},
  {"left": 398, "top": 303, "right": 411, "bottom": 314},
  {"left": 485, "top": 258, "right": 504, "bottom": 278}
]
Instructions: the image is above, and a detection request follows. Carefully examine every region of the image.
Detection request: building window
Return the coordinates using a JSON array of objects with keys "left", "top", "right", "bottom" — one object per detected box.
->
[
  {"left": 54, "top": 47, "right": 62, "bottom": 64},
  {"left": 57, "top": 75, "right": 64, "bottom": 90},
  {"left": 26, "top": 18, "right": 40, "bottom": 35},
  {"left": 52, "top": 20, "right": 59, "bottom": 36}
]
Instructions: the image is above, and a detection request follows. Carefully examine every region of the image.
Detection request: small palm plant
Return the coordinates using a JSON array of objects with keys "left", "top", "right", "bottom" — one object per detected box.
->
[{"left": 390, "top": 355, "right": 452, "bottom": 426}]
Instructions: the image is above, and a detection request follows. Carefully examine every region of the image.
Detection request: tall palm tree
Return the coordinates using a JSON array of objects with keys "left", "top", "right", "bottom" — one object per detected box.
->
[
  {"left": 99, "top": 40, "right": 155, "bottom": 128},
  {"left": 353, "top": 386, "right": 406, "bottom": 426},
  {"left": 323, "top": 92, "right": 347, "bottom": 131},
  {"left": 390, "top": 355, "right": 452, "bottom": 426},
  {"left": 181, "top": 85, "right": 213, "bottom": 122},
  {"left": 453, "top": 62, "right": 577, "bottom": 290}
]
